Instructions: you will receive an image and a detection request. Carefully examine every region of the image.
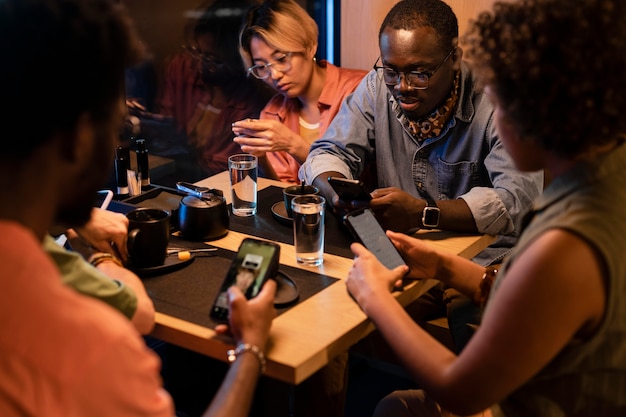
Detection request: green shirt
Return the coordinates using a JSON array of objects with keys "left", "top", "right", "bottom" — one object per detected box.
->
[{"left": 43, "top": 235, "right": 137, "bottom": 319}]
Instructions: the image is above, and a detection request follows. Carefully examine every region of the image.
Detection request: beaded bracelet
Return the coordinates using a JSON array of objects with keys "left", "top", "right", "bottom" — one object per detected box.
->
[
  {"left": 89, "top": 252, "right": 123, "bottom": 268},
  {"left": 473, "top": 265, "right": 499, "bottom": 308},
  {"left": 227, "top": 343, "right": 266, "bottom": 372}
]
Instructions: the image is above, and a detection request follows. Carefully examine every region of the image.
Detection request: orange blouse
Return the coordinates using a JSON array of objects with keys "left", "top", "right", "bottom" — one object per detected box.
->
[{"left": 261, "top": 61, "right": 367, "bottom": 183}]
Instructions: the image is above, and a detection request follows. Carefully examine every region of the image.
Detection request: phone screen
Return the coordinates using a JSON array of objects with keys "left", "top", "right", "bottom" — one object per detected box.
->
[
  {"left": 344, "top": 208, "right": 406, "bottom": 270},
  {"left": 210, "top": 238, "right": 280, "bottom": 321}
]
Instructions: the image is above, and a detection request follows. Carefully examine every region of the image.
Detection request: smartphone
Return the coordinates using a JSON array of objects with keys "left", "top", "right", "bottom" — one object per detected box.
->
[
  {"left": 55, "top": 190, "right": 114, "bottom": 248},
  {"left": 344, "top": 208, "right": 406, "bottom": 270},
  {"left": 210, "top": 238, "right": 281, "bottom": 322},
  {"left": 327, "top": 177, "right": 372, "bottom": 203},
  {"left": 94, "top": 189, "right": 114, "bottom": 210}
]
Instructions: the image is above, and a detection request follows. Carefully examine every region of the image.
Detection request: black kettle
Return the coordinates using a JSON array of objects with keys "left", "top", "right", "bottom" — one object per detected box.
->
[{"left": 178, "top": 190, "right": 229, "bottom": 241}]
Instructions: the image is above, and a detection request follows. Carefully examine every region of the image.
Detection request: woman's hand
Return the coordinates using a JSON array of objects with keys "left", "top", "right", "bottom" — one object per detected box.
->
[
  {"left": 346, "top": 243, "right": 408, "bottom": 312},
  {"left": 214, "top": 279, "right": 277, "bottom": 350},
  {"left": 387, "top": 231, "right": 441, "bottom": 281},
  {"left": 232, "top": 118, "right": 310, "bottom": 162}
]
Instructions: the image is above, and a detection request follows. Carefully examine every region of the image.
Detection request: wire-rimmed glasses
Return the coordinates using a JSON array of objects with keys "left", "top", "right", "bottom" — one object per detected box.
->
[
  {"left": 247, "top": 52, "right": 294, "bottom": 79},
  {"left": 373, "top": 48, "right": 455, "bottom": 90}
]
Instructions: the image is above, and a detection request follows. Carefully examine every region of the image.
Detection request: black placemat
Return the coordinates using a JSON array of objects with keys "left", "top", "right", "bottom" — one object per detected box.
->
[
  {"left": 112, "top": 185, "right": 356, "bottom": 258},
  {"left": 229, "top": 186, "right": 355, "bottom": 258},
  {"left": 142, "top": 239, "right": 339, "bottom": 329}
]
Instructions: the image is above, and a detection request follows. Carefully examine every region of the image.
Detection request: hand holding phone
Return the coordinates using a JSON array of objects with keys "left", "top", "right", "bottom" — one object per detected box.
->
[
  {"left": 56, "top": 190, "right": 114, "bottom": 247},
  {"left": 344, "top": 208, "right": 406, "bottom": 270},
  {"left": 210, "top": 238, "right": 280, "bottom": 322},
  {"left": 327, "top": 177, "right": 372, "bottom": 203},
  {"left": 94, "top": 189, "right": 113, "bottom": 210}
]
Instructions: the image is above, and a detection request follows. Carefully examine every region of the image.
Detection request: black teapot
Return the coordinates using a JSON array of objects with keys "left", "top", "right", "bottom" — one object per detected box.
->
[{"left": 178, "top": 190, "right": 229, "bottom": 241}]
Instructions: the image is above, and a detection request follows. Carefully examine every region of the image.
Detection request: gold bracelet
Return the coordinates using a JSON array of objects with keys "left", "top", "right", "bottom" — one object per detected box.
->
[
  {"left": 473, "top": 265, "right": 499, "bottom": 307},
  {"left": 89, "top": 252, "right": 123, "bottom": 268},
  {"left": 227, "top": 343, "right": 266, "bottom": 372}
]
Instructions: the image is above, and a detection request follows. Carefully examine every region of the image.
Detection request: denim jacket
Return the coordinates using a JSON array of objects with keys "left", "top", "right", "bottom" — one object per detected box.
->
[{"left": 300, "top": 62, "right": 543, "bottom": 265}]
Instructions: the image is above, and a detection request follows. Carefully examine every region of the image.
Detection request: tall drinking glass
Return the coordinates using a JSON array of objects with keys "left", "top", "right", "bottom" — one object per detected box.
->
[
  {"left": 291, "top": 194, "right": 325, "bottom": 266},
  {"left": 228, "top": 154, "right": 257, "bottom": 216}
]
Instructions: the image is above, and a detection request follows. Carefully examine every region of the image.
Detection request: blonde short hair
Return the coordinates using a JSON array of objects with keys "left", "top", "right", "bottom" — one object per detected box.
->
[{"left": 239, "top": 0, "right": 318, "bottom": 69}]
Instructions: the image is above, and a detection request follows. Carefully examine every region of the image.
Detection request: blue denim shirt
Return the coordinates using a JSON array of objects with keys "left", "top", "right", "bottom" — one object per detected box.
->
[{"left": 300, "top": 62, "right": 543, "bottom": 265}]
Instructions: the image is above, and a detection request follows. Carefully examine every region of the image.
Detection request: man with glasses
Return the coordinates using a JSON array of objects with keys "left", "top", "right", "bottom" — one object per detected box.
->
[{"left": 300, "top": 0, "right": 543, "bottom": 352}]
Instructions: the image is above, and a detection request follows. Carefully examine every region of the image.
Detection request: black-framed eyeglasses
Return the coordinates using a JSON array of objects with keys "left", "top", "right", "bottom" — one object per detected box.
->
[
  {"left": 373, "top": 48, "right": 455, "bottom": 90},
  {"left": 247, "top": 52, "right": 294, "bottom": 80}
]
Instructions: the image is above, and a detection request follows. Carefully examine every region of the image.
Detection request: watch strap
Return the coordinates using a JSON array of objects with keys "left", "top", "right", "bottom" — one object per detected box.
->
[{"left": 421, "top": 193, "right": 440, "bottom": 228}]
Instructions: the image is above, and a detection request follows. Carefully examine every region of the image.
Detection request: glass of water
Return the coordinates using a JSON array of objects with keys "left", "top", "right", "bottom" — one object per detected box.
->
[
  {"left": 228, "top": 154, "right": 257, "bottom": 216},
  {"left": 291, "top": 194, "right": 325, "bottom": 266}
]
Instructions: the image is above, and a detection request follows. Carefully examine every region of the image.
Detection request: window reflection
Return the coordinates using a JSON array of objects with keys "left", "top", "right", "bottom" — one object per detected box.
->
[{"left": 123, "top": 0, "right": 273, "bottom": 185}]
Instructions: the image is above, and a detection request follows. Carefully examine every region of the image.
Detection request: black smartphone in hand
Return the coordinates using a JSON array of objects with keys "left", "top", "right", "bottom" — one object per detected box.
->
[
  {"left": 210, "top": 238, "right": 280, "bottom": 322},
  {"left": 327, "top": 177, "right": 372, "bottom": 203},
  {"left": 344, "top": 208, "right": 406, "bottom": 270}
]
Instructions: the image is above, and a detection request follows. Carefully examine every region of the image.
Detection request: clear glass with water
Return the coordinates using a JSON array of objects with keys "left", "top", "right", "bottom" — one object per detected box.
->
[
  {"left": 228, "top": 154, "right": 257, "bottom": 216},
  {"left": 291, "top": 195, "right": 325, "bottom": 266}
]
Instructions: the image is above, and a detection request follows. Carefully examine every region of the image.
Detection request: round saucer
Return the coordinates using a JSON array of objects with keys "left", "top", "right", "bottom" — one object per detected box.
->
[
  {"left": 271, "top": 201, "right": 292, "bottom": 227},
  {"left": 274, "top": 270, "right": 299, "bottom": 306}
]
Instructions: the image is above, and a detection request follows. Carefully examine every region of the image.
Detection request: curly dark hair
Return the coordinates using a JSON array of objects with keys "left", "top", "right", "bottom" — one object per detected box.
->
[
  {"left": 379, "top": 0, "right": 458, "bottom": 51},
  {"left": 465, "top": 0, "right": 626, "bottom": 157}
]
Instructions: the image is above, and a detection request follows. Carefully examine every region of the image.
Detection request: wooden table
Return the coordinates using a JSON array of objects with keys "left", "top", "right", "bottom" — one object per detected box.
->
[{"left": 149, "top": 171, "right": 494, "bottom": 384}]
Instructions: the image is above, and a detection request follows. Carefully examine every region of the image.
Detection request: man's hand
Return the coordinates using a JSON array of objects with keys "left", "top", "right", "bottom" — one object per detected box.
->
[
  {"left": 215, "top": 279, "right": 277, "bottom": 350},
  {"left": 67, "top": 208, "right": 130, "bottom": 262},
  {"left": 369, "top": 187, "right": 425, "bottom": 233}
]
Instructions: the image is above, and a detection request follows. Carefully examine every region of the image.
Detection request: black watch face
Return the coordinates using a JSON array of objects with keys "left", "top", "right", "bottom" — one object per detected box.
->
[{"left": 423, "top": 207, "right": 440, "bottom": 228}]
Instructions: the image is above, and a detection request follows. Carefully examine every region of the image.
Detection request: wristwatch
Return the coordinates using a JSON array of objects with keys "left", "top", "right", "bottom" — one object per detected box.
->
[{"left": 421, "top": 196, "right": 440, "bottom": 228}]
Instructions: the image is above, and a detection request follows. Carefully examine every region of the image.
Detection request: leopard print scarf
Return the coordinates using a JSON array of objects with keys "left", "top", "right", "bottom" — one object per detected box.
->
[{"left": 407, "top": 71, "right": 460, "bottom": 142}]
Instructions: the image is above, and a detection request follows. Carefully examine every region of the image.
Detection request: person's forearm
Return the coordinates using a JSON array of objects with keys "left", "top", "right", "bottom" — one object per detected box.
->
[
  {"left": 96, "top": 261, "right": 155, "bottom": 334},
  {"left": 292, "top": 136, "right": 312, "bottom": 164},
  {"left": 202, "top": 352, "right": 262, "bottom": 417},
  {"left": 435, "top": 251, "right": 486, "bottom": 298},
  {"left": 312, "top": 171, "right": 343, "bottom": 197},
  {"left": 433, "top": 199, "right": 478, "bottom": 233}
]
